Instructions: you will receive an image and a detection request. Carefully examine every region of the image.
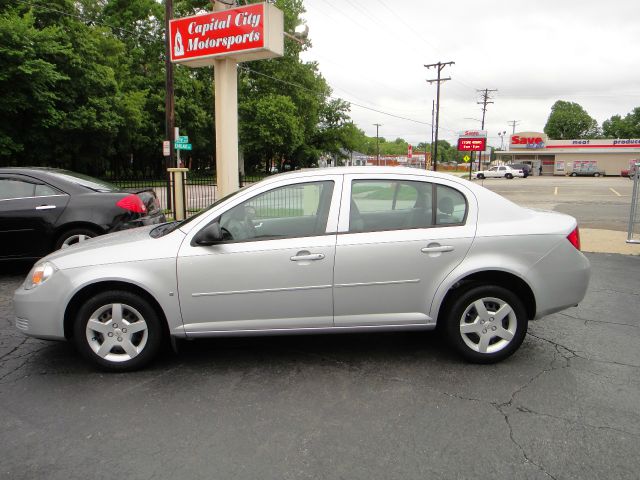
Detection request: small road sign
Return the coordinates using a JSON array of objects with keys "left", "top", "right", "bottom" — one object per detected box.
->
[
  {"left": 463, "top": 155, "right": 471, "bottom": 163},
  {"left": 176, "top": 135, "right": 189, "bottom": 144},
  {"left": 175, "top": 142, "right": 192, "bottom": 151},
  {"left": 162, "top": 140, "right": 170, "bottom": 156}
]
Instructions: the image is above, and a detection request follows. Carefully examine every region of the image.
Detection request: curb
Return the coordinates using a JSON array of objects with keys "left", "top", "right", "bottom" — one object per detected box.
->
[{"left": 580, "top": 228, "right": 639, "bottom": 255}]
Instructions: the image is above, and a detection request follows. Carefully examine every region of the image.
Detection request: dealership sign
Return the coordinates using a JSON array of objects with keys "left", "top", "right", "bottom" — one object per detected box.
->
[{"left": 169, "top": 2, "right": 284, "bottom": 67}]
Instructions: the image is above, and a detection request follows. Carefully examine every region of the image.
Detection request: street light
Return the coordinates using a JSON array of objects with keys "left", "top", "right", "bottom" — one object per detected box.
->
[{"left": 497, "top": 131, "right": 507, "bottom": 150}]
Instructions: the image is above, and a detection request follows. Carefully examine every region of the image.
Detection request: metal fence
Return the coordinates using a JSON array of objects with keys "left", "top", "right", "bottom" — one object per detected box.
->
[
  {"left": 104, "top": 172, "right": 266, "bottom": 219},
  {"left": 627, "top": 164, "right": 640, "bottom": 244}
]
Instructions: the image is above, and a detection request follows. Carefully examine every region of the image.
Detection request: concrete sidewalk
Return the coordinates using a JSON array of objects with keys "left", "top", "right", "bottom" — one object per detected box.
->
[{"left": 581, "top": 228, "right": 640, "bottom": 255}]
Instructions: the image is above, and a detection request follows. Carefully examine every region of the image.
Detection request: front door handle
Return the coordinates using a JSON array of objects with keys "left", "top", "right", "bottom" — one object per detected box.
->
[
  {"left": 35, "top": 205, "right": 56, "bottom": 210},
  {"left": 290, "top": 253, "right": 325, "bottom": 262},
  {"left": 421, "top": 245, "right": 454, "bottom": 253}
]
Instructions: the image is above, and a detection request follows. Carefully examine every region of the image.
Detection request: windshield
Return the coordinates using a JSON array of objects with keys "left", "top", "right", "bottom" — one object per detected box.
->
[
  {"left": 150, "top": 186, "right": 248, "bottom": 238},
  {"left": 47, "top": 170, "right": 121, "bottom": 192}
]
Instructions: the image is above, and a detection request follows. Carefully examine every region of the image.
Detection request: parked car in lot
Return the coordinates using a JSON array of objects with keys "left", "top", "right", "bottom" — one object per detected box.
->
[
  {"left": 568, "top": 163, "right": 605, "bottom": 177},
  {"left": 506, "top": 163, "right": 532, "bottom": 177},
  {"left": 0, "top": 167, "right": 165, "bottom": 261},
  {"left": 13, "top": 167, "right": 590, "bottom": 371},
  {"left": 475, "top": 165, "right": 524, "bottom": 179},
  {"left": 622, "top": 163, "right": 638, "bottom": 179}
]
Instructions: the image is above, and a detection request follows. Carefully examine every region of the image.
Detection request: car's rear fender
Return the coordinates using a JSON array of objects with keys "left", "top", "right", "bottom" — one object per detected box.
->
[{"left": 430, "top": 234, "right": 563, "bottom": 322}]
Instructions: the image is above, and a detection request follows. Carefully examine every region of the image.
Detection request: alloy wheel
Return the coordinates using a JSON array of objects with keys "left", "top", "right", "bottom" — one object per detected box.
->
[
  {"left": 459, "top": 297, "right": 517, "bottom": 354},
  {"left": 85, "top": 303, "right": 149, "bottom": 362}
]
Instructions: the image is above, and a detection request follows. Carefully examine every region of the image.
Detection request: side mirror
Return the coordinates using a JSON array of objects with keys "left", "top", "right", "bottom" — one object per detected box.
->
[{"left": 192, "top": 222, "right": 224, "bottom": 246}]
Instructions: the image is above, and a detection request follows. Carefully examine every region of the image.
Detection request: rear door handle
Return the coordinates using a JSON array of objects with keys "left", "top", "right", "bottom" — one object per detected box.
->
[
  {"left": 35, "top": 205, "right": 56, "bottom": 210},
  {"left": 421, "top": 245, "right": 454, "bottom": 253},
  {"left": 290, "top": 253, "right": 325, "bottom": 261}
]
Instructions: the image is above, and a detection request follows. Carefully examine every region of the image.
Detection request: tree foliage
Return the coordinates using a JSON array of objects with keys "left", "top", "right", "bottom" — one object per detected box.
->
[
  {"left": 602, "top": 107, "right": 640, "bottom": 138},
  {"left": 0, "top": 0, "right": 357, "bottom": 175},
  {"left": 544, "top": 100, "right": 600, "bottom": 139}
]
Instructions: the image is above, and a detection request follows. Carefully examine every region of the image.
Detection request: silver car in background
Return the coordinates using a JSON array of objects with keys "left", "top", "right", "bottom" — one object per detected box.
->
[{"left": 14, "top": 167, "right": 590, "bottom": 371}]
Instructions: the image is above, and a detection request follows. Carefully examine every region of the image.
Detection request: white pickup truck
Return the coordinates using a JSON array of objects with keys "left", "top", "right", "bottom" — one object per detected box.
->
[{"left": 475, "top": 165, "right": 524, "bottom": 179}]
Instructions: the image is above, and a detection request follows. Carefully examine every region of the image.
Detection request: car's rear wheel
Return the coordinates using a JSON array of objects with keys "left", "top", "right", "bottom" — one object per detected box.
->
[
  {"left": 505, "top": 173, "right": 513, "bottom": 179},
  {"left": 571, "top": 172, "right": 578, "bottom": 177},
  {"left": 55, "top": 227, "right": 99, "bottom": 250},
  {"left": 593, "top": 172, "right": 600, "bottom": 177},
  {"left": 444, "top": 285, "right": 527, "bottom": 363},
  {"left": 73, "top": 290, "right": 163, "bottom": 371}
]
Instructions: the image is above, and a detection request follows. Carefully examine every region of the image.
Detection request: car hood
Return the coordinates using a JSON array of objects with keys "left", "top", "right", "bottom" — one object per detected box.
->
[{"left": 43, "top": 225, "right": 185, "bottom": 270}]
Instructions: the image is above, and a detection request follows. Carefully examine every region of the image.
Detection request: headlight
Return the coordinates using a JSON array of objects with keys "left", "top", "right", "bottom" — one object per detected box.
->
[{"left": 24, "top": 262, "right": 57, "bottom": 290}]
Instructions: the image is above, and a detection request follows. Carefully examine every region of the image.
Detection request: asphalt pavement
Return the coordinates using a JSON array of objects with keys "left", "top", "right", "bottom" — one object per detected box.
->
[{"left": 1, "top": 252, "right": 639, "bottom": 480}]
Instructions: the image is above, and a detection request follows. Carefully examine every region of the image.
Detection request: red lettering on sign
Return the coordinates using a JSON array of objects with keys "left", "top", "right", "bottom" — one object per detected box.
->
[{"left": 512, "top": 135, "right": 543, "bottom": 145}]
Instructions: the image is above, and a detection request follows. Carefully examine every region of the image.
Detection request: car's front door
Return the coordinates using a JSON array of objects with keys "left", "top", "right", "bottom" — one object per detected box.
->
[
  {"left": 333, "top": 174, "right": 476, "bottom": 327},
  {"left": 0, "top": 176, "right": 69, "bottom": 259},
  {"left": 177, "top": 176, "right": 342, "bottom": 335}
]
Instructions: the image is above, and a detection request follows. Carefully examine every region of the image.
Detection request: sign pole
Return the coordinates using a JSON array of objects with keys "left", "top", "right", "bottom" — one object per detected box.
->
[
  {"left": 213, "top": 57, "right": 240, "bottom": 198},
  {"left": 469, "top": 152, "right": 473, "bottom": 180},
  {"left": 212, "top": 2, "right": 239, "bottom": 198}
]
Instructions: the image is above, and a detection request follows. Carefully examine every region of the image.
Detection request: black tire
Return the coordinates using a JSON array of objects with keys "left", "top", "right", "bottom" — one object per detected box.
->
[
  {"left": 477, "top": 173, "right": 485, "bottom": 179},
  {"left": 73, "top": 290, "right": 164, "bottom": 372},
  {"left": 443, "top": 285, "right": 528, "bottom": 364},
  {"left": 593, "top": 172, "right": 600, "bottom": 177},
  {"left": 570, "top": 172, "right": 577, "bottom": 177},
  {"left": 55, "top": 227, "right": 100, "bottom": 250},
  {"left": 505, "top": 173, "right": 513, "bottom": 179}
]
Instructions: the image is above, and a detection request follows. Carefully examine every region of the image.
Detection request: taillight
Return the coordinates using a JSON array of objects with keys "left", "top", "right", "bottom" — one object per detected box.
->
[
  {"left": 116, "top": 194, "right": 147, "bottom": 213},
  {"left": 567, "top": 227, "right": 580, "bottom": 250}
]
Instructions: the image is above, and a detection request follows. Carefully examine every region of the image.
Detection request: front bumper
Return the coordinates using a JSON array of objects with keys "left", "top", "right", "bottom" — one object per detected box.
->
[{"left": 13, "top": 269, "right": 71, "bottom": 341}]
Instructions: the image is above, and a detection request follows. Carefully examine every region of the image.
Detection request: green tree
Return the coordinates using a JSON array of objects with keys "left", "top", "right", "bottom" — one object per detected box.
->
[
  {"left": 544, "top": 100, "right": 600, "bottom": 139},
  {"left": 602, "top": 107, "right": 640, "bottom": 138},
  {"left": 240, "top": 94, "right": 303, "bottom": 171}
]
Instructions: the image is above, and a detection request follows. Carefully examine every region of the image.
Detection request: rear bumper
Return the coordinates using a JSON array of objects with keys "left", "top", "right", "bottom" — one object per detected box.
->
[{"left": 527, "top": 240, "right": 591, "bottom": 319}]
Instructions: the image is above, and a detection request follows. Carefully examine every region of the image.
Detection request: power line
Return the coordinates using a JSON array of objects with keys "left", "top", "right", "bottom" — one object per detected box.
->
[{"left": 239, "top": 65, "right": 458, "bottom": 131}]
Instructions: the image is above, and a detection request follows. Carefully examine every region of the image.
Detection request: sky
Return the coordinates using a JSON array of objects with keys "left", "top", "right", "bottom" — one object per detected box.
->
[{"left": 298, "top": 0, "right": 640, "bottom": 149}]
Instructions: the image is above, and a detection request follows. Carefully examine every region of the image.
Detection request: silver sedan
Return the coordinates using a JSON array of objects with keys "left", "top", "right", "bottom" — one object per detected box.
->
[{"left": 13, "top": 167, "right": 590, "bottom": 371}]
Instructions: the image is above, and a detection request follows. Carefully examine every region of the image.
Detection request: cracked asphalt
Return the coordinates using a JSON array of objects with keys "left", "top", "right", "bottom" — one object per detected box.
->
[{"left": 1, "top": 253, "right": 639, "bottom": 480}]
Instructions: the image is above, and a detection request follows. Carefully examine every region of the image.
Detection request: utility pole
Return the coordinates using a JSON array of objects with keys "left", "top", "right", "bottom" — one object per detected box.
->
[
  {"left": 430, "top": 99, "right": 434, "bottom": 169},
  {"left": 508, "top": 120, "right": 521, "bottom": 135},
  {"left": 477, "top": 88, "right": 497, "bottom": 170},
  {"left": 425, "top": 61, "right": 454, "bottom": 171},
  {"left": 164, "top": 0, "right": 175, "bottom": 210},
  {"left": 374, "top": 123, "right": 382, "bottom": 165}
]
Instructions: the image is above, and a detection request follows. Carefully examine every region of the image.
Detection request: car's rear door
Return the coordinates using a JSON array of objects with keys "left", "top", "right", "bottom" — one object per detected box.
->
[
  {"left": 0, "top": 175, "right": 69, "bottom": 259},
  {"left": 176, "top": 175, "right": 342, "bottom": 334},
  {"left": 333, "top": 173, "right": 476, "bottom": 327}
]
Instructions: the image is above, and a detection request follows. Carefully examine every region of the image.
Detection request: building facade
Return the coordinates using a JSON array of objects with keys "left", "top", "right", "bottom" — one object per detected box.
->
[{"left": 495, "top": 131, "right": 640, "bottom": 176}]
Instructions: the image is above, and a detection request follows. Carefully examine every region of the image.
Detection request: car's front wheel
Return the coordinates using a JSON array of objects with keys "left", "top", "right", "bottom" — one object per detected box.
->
[
  {"left": 505, "top": 173, "right": 513, "bottom": 179},
  {"left": 73, "top": 290, "right": 164, "bottom": 371},
  {"left": 477, "top": 173, "right": 485, "bottom": 179},
  {"left": 444, "top": 285, "right": 527, "bottom": 363}
]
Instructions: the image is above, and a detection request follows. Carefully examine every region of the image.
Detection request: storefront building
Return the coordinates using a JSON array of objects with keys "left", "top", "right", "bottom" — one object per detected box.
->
[{"left": 495, "top": 132, "right": 640, "bottom": 176}]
